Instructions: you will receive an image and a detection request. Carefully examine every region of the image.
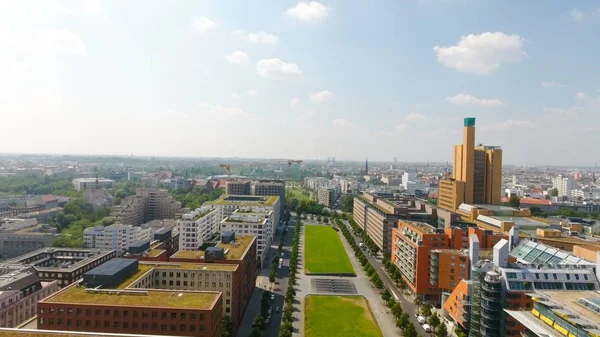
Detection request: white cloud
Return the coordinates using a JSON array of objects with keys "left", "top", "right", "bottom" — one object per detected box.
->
[
  {"left": 232, "top": 29, "right": 246, "bottom": 36},
  {"left": 246, "top": 89, "right": 258, "bottom": 96},
  {"left": 433, "top": 32, "right": 526, "bottom": 74},
  {"left": 446, "top": 94, "right": 504, "bottom": 108},
  {"left": 540, "top": 81, "right": 566, "bottom": 88},
  {"left": 0, "top": 29, "right": 87, "bottom": 56},
  {"left": 309, "top": 90, "right": 335, "bottom": 103},
  {"left": 405, "top": 112, "right": 426, "bottom": 122},
  {"left": 306, "top": 110, "right": 316, "bottom": 116},
  {"left": 575, "top": 92, "right": 600, "bottom": 106},
  {"left": 571, "top": 8, "right": 585, "bottom": 22},
  {"left": 192, "top": 16, "right": 217, "bottom": 33},
  {"left": 396, "top": 124, "right": 408, "bottom": 131},
  {"left": 485, "top": 119, "right": 534, "bottom": 131},
  {"left": 248, "top": 31, "right": 279, "bottom": 44},
  {"left": 285, "top": 1, "right": 330, "bottom": 22},
  {"left": 290, "top": 98, "right": 300, "bottom": 108},
  {"left": 197, "top": 102, "right": 260, "bottom": 121},
  {"left": 231, "top": 93, "right": 239, "bottom": 99},
  {"left": 543, "top": 107, "right": 580, "bottom": 119},
  {"left": 256, "top": 58, "right": 303, "bottom": 78},
  {"left": 333, "top": 119, "right": 355, "bottom": 128},
  {"left": 224, "top": 51, "right": 251, "bottom": 65}
]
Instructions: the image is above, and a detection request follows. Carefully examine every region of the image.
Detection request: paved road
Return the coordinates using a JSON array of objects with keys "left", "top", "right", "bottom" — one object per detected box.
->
[
  {"left": 237, "top": 222, "right": 294, "bottom": 337},
  {"left": 340, "top": 219, "right": 430, "bottom": 336}
]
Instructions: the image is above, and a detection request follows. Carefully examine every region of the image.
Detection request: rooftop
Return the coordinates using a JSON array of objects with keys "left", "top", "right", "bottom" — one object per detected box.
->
[
  {"left": 171, "top": 235, "right": 254, "bottom": 260},
  {"left": 44, "top": 286, "right": 219, "bottom": 309},
  {"left": 147, "top": 249, "right": 164, "bottom": 257},
  {"left": 1, "top": 248, "right": 115, "bottom": 273},
  {"left": 511, "top": 239, "right": 596, "bottom": 266},
  {"left": 400, "top": 220, "right": 439, "bottom": 234},
  {"left": 493, "top": 216, "right": 550, "bottom": 228},
  {"left": 141, "top": 262, "right": 237, "bottom": 272},
  {"left": 210, "top": 195, "right": 279, "bottom": 206},
  {"left": 431, "top": 249, "right": 468, "bottom": 257},
  {"left": 533, "top": 290, "right": 600, "bottom": 329}
]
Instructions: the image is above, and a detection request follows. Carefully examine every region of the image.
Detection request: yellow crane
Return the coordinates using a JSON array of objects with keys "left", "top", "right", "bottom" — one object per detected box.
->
[{"left": 219, "top": 164, "right": 232, "bottom": 177}]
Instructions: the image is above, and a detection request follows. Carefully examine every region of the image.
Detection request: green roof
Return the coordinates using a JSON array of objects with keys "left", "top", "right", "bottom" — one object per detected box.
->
[
  {"left": 209, "top": 195, "right": 279, "bottom": 206},
  {"left": 45, "top": 286, "right": 219, "bottom": 309}
]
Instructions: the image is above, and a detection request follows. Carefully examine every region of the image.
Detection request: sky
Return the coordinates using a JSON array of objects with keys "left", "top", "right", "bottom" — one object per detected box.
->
[{"left": 0, "top": 0, "right": 599, "bottom": 166}]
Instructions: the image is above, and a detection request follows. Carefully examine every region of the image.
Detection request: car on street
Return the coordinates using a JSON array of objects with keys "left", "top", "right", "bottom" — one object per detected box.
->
[
  {"left": 278, "top": 264, "right": 282, "bottom": 269},
  {"left": 423, "top": 324, "right": 432, "bottom": 333},
  {"left": 276, "top": 307, "right": 280, "bottom": 312},
  {"left": 280, "top": 252, "right": 284, "bottom": 258},
  {"left": 271, "top": 294, "right": 275, "bottom": 300},
  {"left": 417, "top": 316, "right": 426, "bottom": 324}
]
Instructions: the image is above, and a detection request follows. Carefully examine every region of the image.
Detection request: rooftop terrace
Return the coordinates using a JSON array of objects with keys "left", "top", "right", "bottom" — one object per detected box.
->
[
  {"left": 171, "top": 235, "right": 254, "bottom": 261},
  {"left": 401, "top": 220, "right": 439, "bottom": 234},
  {"left": 210, "top": 195, "right": 279, "bottom": 206}
]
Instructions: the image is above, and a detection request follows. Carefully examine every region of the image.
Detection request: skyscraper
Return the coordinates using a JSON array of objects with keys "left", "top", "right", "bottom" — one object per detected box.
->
[
  {"left": 438, "top": 117, "right": 503, "bottom": 211},
  {"left": 364, "top": 158, "right": 369, "bottom": 175}
]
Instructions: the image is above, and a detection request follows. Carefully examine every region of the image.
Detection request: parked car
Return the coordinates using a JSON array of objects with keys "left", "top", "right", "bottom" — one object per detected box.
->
[
  {"left": 417, "top": 316, "right": 426, "bottom": 324},
  {"left": 423, "top": 324, "right": 432, "bottom": 333},
  {"left": 271, "top": 294, "right": 275, "bottom": 300},
  {"left": 276, "top": 307, "right": 280, "bottom": 312},
  {"left": 281, "top": 252, "right": 285, "bottom": 258}
]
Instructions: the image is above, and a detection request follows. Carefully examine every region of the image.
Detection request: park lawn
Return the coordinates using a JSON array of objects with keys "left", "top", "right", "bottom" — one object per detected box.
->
[
  {"left": 304, "top": 225, "right": 355, "bottom": 274},
  {"left": 287, "top": 187, "right": 313, "bottom": 202},
  {"left": 305, "top": 295, "right": 383, "bottom": 337}
]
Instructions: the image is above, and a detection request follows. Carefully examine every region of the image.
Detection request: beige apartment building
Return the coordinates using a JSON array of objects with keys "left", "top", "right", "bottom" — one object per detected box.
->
[{"left": 111, "top": 189, "right": 183, "bottom": 225}]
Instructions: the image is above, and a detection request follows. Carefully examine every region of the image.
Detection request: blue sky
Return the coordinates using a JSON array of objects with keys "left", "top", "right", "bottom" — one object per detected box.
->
[{"left": 1, "top": 0, "right": 599, "bottom": 165}]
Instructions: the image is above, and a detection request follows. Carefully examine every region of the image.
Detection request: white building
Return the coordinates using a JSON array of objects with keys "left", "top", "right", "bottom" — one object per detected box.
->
[
  {"left": 83, "top": 224, "right": 152, "bottom": 255},
  {"left": 401, "top": 172, "right": 428, "bottom": 195},
  {"left": 220, "top": 209, "right": 275, "bottom": 267},
  {"left": 72, "top": 178, "right": 115, "bottom": 191},
  {"left": 304, "top": 177, "right": 330, "bottom": 190},
  {"left": 552, "top": 175, "right": 577, "bottom": 197},
  {"left": 208, "top": 195, "right": 280, "bottom": 230},
  {"left": 177, "top": 207, "right": 219, "bottom": 251}
]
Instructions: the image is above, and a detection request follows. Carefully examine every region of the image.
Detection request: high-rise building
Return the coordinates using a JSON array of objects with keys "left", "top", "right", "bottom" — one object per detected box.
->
[
  {"left": 177, "top": 207, "right": 219, "bottom": 251},
  {"left": 111, "top": 189, "right": 183, "bottom": 225},
  {"left": 252, "top": 179, "right": 286, "bottom": 217},
  {"left": 552, "top": 175, "right": 577, "bottom": 197},
  {"left": 83, "top": 224, "right": 153, "bottom": 255},
  {"left": 225, "top": 180, "right": 252, "bottom": 195},
  {"left": 438, "top": 117, "right": 503, "bottom": 211}
]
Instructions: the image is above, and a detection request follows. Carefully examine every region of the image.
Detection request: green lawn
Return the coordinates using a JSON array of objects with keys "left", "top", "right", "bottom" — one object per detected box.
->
[
  {"left": 305, "top": 295, "right": 383, "bottom": 337},
  {"left": 287, "top": 187, "right": 313, "bottom": 202},
  {"left": 304, "top": 225, "right": 355, "bottom": 274}
]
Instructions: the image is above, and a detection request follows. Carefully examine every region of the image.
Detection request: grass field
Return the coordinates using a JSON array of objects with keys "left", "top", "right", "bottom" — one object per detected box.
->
[
  {"left": 304, "top": 225, "right": 355, "bottom": 274},
  {"left": 305, "top": 295, "right": 383, "bottom": 337},
  {"left": 287, "top": 187, "right": 314, "bottom": 202}
]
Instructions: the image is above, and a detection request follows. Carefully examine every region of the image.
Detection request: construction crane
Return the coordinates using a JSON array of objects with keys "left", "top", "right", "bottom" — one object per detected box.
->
[{"left": 219, "top": 164, "right": 232, "bottom": 177}]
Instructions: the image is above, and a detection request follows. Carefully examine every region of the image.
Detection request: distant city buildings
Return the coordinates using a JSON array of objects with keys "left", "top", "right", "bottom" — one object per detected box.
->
[
  {"left": 0, "top": 218, "right": 56, "bottom": 258},
  {"left": 304, "top": 177, "right": 341, "bottom": 207},
  {"left": 83, "top": 224, "right": 153, "bottom": 255},
  {"left": 552, "top": 174, "right": 577, "bottom": 197},
  {"left": 72, "top": 178, "right": 115, "bottom": 191},
  {"left": 111, "top": 188, "right": 183, "bottom": 226}
]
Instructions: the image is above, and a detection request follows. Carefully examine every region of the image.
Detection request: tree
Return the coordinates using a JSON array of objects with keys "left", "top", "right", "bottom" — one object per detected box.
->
[
  {"left": 420, "top": 304, "right": 432, "bottom": 317},
  {"left": 381, "top": 289, "right": 391, "bottom": 301},
  {"left": 252, "top": 314, "right": 266, "bottom": 330},
  {"left": 435, "top": 323, "right": 448, "bottom": 337},
  {"left": 397, "top": 312, "right": 410, "bottom": 330},
  {"left": 341, "top": 194, "right": 354, "bottom": 212},
  {"left": 404, "top": 322, "right": 418, "bottom": 337},
  {"left": 269, "top": 270, "right": 276, "bottom": 284},
  {"left": 250, "top": 327, "right": 263, "bottom": 337},
  {"left": 550, "top": 188, "right": 559, "bottom": 197},
  {"left": 392, "top": 302, "right": 403, "bottom": 317},
  {"left": 508, "top": 195, "right": 521, "bottom": 208},
  {"left": 529, "top": 206, "right": 543, "bottom": 216},
  {"left": 221, "top": 316, "right": 233, "bottom": 337},
  {"left": 428, "top": 313, "right": 441, "bottom": 329},
  {"left": 323, "top": 217, "right": 329, "bottom": 224}
]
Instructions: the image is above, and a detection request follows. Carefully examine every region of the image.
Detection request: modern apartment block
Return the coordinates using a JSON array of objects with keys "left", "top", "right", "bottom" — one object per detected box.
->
[
  {"left": 111, "top": 188, "right": 183, "bottom": 226},
  {"left": 0, "top": 218, "right": 56, "bottom": 258},
  {"left": 0, "top": 266, "right": 59, "bottom": 328},
  {"left": 37, "top": 259, "right": 222, "bottom": 337},
  {"left": 438, "top": 117, "right": 503, "bottom": 211},
  {"left": 207, "top": 195, "right": 280, "bottom": 230},
  {"left": 220, "top": 209, "right": 275, "bottom": 267},
  {"left": 2, "top": 248, "right": 116, "bottom": 288},
  {"left": 353, "top": 193, "right": 440, "bottom": 253},
  {"left": 316, "top": 187, "right": 339, "bottom": 208},
  {"left": 552, "top": 174, "right": 577, "bottom": 197},
  {"left": 177, "top": 207, "right": 219, "bottom": 251},
  {"left": 83, "top": 224, "right": 153, "bottom": 255},
  {"left": 72, "top": 178, "right": 116, "bottom": 191},
  {"left": 252, "top": 179, "right": 285, "bottom": 217},
  {"left": 303, "top": 177, "right": 330, "bottom": 190},
  {"left": 225, "top": 180, "right": 252, "bottom": 196}
]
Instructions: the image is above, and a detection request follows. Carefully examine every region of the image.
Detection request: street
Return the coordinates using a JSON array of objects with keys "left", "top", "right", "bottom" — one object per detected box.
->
[
  {"left": 339, "top": 219, "right": 430, "bottom": 337},
  {"left": 236, "top": 220, "right": 295, "bottom": 337}
]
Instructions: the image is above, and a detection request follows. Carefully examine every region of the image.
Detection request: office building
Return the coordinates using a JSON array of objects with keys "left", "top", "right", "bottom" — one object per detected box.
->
[
  {"left": 552, "top": 175, "right": 577, "bottom": 197},
  {"left": 0, "top": 218, "right": 56, "bottom": 258},
  {"left": 207, "top": 195, "right": 280, "bottom": 230},
  {"left": 354, "top": 193, "right": 441, "bottom": 253},
  {"left": 443, "top": 235, "right": 600, "bottom": 337},
  {"left": 506, "top": 290, "right": 600, "bottom": 337},
  {"left": 37, "top": 259, "right": 222, "bottom": 337},
  {"left": 72, "top": 178, "right": 116, "bottom": 191},
  {"left": 111, "top": 189, "right": 183, "bottom": 226},
  {"left": 438, "top": 117, "right": 503, "bottom": 211},
  {"left": 225, "top": 180, "right": 252, "bottom": 196},
  {"left": 252, "top": 179, "right": 286, "bottom": 217},
  {"left": 2, "top": 248, "right": 116, "bottom": 288},
  {"left": 316, "top": 187, "right": 339, "bottom": 208},
  {"left": 0, "top": 266, "right": 59, "bottom": 328},
  {"left": 83, "top": 224, "right": 153, "bottom": 255},
  {"left": 177, "top": 207, "right": 219, "bottom": 251},
  {"left": 220, "top": 209, "right": 275, "bottom": 267}
]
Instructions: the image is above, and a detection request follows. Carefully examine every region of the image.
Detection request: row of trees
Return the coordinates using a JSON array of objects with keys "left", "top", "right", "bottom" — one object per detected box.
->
[
  {"left": 335, "top": 219, "right": 383, "bottom": 288},
  {"left": 382, "top": 256, "right": 408, "bottom": 291},
  {"left": 171, "top": 187, "right": 224, "bottom": 210},
  {"left": 347, "top": 218, "right": 380, "bottom": 256},
  {"left": 0, "top": 175, "right": 81, "bottom": 197},
  {"left": 278, "top": 218, "right": 302, "bottom": 337}
]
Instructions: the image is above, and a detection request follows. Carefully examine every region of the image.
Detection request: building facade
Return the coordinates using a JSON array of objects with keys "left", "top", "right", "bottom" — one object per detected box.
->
[
  {"left": 225, "top": 180, "right": 252, "bottom": 196},
  {"left": 177, "top": 208, "right": 219, "bottom": 251},
  {"left": 83, "top": 224, "right": 152, "bottom": 255},
  {"left": 0, "top": 218, "right": 56, "bottom": 259},
  {"left": 220, "top": 209, "right": 274, "bottom": 267},
  {"left": 111, "top": 189, "right": 183, "bottom": 226},
  {"left": 552, "top": 175, "right": 577, "bottom": 197},
  {"left": 72, "top": 178, "right": 116, "bottom": 191}
]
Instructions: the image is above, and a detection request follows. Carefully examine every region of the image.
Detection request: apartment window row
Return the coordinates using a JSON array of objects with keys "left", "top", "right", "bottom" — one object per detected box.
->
[
  {"left": 40, "top": 318, "right": 206, "bottom": 332},
  {"left": 155, "top": 271, "right": 231, "bottom": 280},
  {"left": 42, "top": 307, "right": 206, "bottom": 321}
]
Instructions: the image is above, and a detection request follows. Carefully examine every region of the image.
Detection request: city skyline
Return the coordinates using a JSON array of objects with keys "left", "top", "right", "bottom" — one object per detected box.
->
[{"left": 1, "top": 0, "right": 599, "bottom": 165}]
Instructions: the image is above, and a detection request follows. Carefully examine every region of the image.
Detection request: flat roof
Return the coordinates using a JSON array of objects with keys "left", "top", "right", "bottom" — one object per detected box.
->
[
  {"left": 534, "top": 290, "right": 600, "bottom": 328},
  {"left": 209, "top": 195, "right": 279, "bottom": 206},
  {"left": 85, "top": 258, "right": 137, "bottom": 278},
  {"left": 431, "top": 249, "right": 468, "bottom": 257},
  {"left": 141, "top": 263, "right": 237, "bottom": 272},
  {"left": 1, "top": 248, "right": 115, "bottom": 273},
  {"left": 492, "top": 216, "right": 549, "bottom": 228},
  {"left": 171, "top": 235, "right": 254, "bottom": 260},
  {"left": 44, "top": 286, "right": 219, "bottom": 309},
  {"left": 116, "top": 264, "right": 153, "bottom": 289},
  {"left": 474, "top": 204, "right": 517, "bottom": 212},
  {"left": 400, "top": 220, "right": 438, "bottom": 234},
  {"left": 147, "top": 249, "right": 164, "bottom": 257}
]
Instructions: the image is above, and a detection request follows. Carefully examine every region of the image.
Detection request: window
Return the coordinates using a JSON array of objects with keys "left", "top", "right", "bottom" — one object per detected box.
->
[
  {"left": 76, "top": 308, "right": 81, "bottom": 315},
  {"left": 133, "top": 322, "right": 138, "bottom": 329},
  {"left": 171, "top": 324, "right": 176, "bottom": 331},
  {"left": 49, "top": 318, "right": 54, "bottom": 326},
  {"left": 86, "top": 320, "right": 90, "bottom": 327},
  {"left": 171, "top": 312, "right": 176, "bottom": 320},
  {"left": 124, "top": 322, "right": 129, "bottom": 328},
  {"left": 58, "top": 319, "right": 63, "bottom": 326},
  {"left": 124, "top": 310, "right": 129, "bottom": 317},
  {"left": 162, "top": 312, "right": 167, "bottom": 320},
  {"left": 161, "top": 323, "right": 167, "bottom": 331},
  {"left": 190, "top": 324, "right": 196, "bottom": 332},
  {"left": 133, "top": 311, "right": 138, "bottom": 318},
  {"left": 199, "top": 314, "right": 205, "bottom": 320},
  {"left": 105, "top": 310, "right": 110, "bottom": 316},
  {"left": 76, "top": 320, "right": 81, "bottom": 327},
  {"left": 226, "top": 299, "right": 230, "bottom": 305},
  {"left": 104, "top": 321, "right": 110, "bottom": 328},
  {"left": 199, "top": 324, "right": 205, "bottom": 332},
  {"left": 181, "top": 324, "right": 186, "bottom": 331},
  {"left": 190, "top": 313, "right": 196, "bottom": 320},
  {"left": 152, "top": 323, "right": 157, "bottom": 330},
  {"left": 152, "top": 312, "right": 157, "bottom": 319},
  {"left": 95, "top": 321, "right": 100, "bottom": 328},
  {"left": 143, "top": 312, "right": 149, "bottom": 318},
  {"left": 114, "top": 311, "right": 119, "bottom": 317}
]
